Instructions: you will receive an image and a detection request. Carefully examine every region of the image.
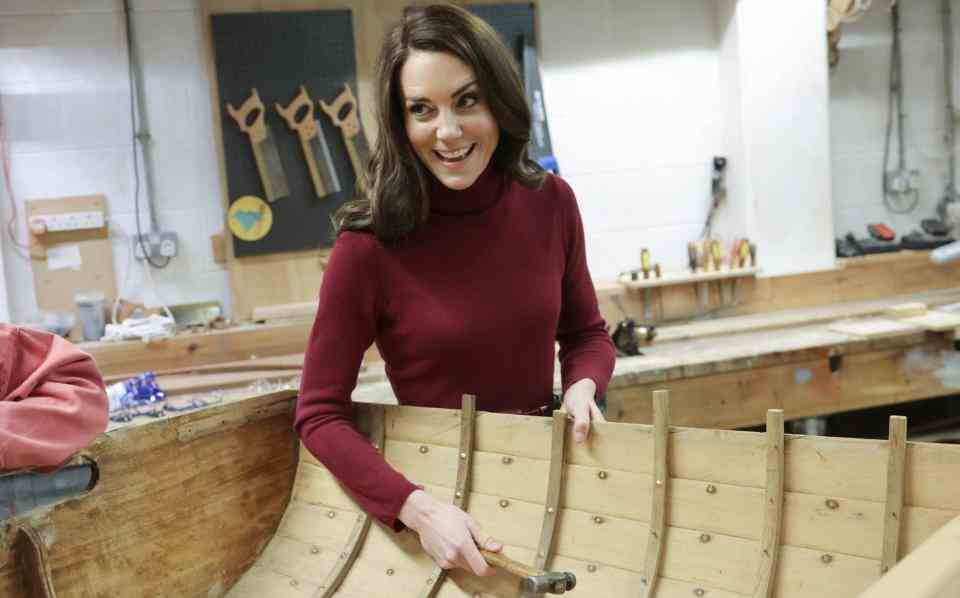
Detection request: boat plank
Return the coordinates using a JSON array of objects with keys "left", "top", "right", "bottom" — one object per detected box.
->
[
  {"left": 880, "top": 417, "right": 907, "bottom": 575},
  {"left": 534, "top": 411, "right": 567, "bottom": 571},
  {"left": 754, "top": 410, "right": 785, "bottom": 598},
  {"left": 640, "top": 389, "right": 670, "bottom": 597}
]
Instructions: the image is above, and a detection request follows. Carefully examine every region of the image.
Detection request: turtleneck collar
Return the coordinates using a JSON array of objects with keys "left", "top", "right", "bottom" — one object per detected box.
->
[{"left": 428, "top": 163, "right": 505, "bottom": 216}]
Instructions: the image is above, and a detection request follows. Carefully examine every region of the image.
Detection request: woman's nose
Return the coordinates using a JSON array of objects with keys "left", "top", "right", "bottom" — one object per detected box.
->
[{"left": 436, "top": 110, "right": 462, "bottom": 141}]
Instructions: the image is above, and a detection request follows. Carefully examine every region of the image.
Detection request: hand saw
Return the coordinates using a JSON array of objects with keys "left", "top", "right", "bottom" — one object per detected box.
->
[
  {"left": 275, "top": 85, "right": 341, "bottom": 200},
  {"left": 319, "top": 83, "right": 370, "bottom": 184},
  {"left": 226, "top": 88, "right": 290, "bottom": 203}
]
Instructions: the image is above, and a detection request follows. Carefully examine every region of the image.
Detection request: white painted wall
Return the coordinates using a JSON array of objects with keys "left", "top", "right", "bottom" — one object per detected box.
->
[
  {"left": 0, "top": 0, "right": 229, "bottom": 324},
  {"left": 0, "top": 222, "right": 9, "bottom": 322},
  {"left": 0, "top": 0, "right": 838, "bottom": 322},
  {"left": 830, "top": 0, "right": 960, "bottom": 238}
]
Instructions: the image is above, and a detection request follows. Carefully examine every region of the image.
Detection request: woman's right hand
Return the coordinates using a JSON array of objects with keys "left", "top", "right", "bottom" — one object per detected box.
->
[{"left": 398, "top": 489, "right": 502, "bottom": 576}]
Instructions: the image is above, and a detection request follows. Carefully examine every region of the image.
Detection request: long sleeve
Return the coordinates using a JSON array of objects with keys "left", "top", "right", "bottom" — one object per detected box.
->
[
  {"left": 294, "top": 232, "right": 418, "bottom": 530},
  {"left": 553, "top": 177, "right": 617, "bottom": 397},
  {"left": 0, "top": 325, "right": 109, "bottom": 471}
]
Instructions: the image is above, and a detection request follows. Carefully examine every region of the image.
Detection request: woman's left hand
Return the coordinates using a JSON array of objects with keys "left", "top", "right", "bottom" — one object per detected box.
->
[{"left": 561, "top": 378, "right": 605, "bottom": 443}]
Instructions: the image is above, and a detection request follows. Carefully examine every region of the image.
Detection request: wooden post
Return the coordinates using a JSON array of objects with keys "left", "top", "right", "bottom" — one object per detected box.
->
[
  {"left": 753, "top": 409, "right": 784, "bottom": 598},
  {"left": 534, "top": 410, "right": 568, "bottom": 571},
  {"left": 418, "top": 395, "right": 477, "bottom": 598},
  {"left": 880, "top": 416, "right": 907, "bottom": 575},
  {"left": 640, "top": 389, "right": 670, "bottom": 598}
]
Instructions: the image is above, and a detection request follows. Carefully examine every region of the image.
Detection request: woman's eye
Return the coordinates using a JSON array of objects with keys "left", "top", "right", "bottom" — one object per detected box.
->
[
  {"left": 408, "top": 103, "right": 430, "bottom": 117},
  {"left": 457, "top": 93, "right": 479, "bottom": 109}
]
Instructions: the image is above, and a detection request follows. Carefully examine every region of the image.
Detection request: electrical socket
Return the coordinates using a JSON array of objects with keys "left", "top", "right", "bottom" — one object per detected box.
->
[{"left": 133, "top": 231, "right": 178, "bottom": 261}]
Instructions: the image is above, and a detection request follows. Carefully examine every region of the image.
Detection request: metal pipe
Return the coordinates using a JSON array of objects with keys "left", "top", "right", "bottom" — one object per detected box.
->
[
  {"left": 942, "top": 0, "right": 957, "bottom": 207},
  {"left": 123, "top": 0, "right": 159, "bottom": 232}
]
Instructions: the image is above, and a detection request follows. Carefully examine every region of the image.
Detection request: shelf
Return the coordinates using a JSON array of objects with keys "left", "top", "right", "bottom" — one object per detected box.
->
[{"left": 618, "top": 266, "right": 761, "bottom": 290}]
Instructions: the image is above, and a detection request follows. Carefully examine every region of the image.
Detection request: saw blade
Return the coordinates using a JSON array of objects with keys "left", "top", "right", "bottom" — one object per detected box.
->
[
  {"left": 307, "top": 122, "right": 342, "bottom": 197},
  {"left": 255, "top": 126, "right": 290, "bottom": 202}
]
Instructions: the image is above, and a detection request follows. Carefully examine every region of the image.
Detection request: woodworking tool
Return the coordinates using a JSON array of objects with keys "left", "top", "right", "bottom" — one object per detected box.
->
[
  {"left": 611, "top": 317, "right": 657, "bottom": 356},
  {"left": 521, "top": 34, "right": 558, "bottom": 174},
  {"left": 275, "top": 85, "right": 341, "bottom": 200},
  {"left": 640, "top": 248, "right": 654, "bottom": 320},
  {"left": 687, "top": 242, "right": 698, "bottom": 273},
  {"left": 319, "top": 83, "right": 371, "bottom": 183},
  {"left": 737, "top": 238, "right": 751, "bottom": 268},
  {"left": 225, "top": 88, "right": 290, "bottom": 203},
  {"left": 701, "top": 156, "right": 727, "bottom": 238},
  {"left": 868, "top": 223, "right": 896, "bottom": 242},
  {"left": 710, "top": 240, "right": 722, "bottom": 271},
  {"left": 480, "top": 549, "right": 576, "bottom": 596},
  {"left": 640, "top": 248, "right": 651, "bottom": 280}
]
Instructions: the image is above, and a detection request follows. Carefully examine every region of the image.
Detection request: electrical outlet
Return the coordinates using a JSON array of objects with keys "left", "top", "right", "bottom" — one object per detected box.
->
[
  {"left": 31, "top": 211, "right": 105, "bottom": 233},
  {"left": 133, "top": 231, "right": 178, "bottom": 261}
]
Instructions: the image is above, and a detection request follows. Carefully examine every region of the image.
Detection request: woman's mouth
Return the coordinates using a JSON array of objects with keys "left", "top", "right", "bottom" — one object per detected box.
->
[{"left": 433, "top": 144, "right": 475, "bottom": 163}]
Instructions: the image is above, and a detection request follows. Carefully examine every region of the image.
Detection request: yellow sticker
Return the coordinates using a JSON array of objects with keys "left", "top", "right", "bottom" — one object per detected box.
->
[{"left": 228, "top": 195, "right": 273, "bottom": 241}]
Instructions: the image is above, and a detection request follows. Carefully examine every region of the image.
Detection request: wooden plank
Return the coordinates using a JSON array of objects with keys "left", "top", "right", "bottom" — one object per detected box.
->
[
  {"left": 827, "top": 318, "right": 920, "bottom": 339},
  {"left": 639, "top": 389, "right": 669, "bottom": 598},
  {"left": 860, "top": 514, "right": 960, "bottom": 598},
  {"left": 418, "top": 395, "right": 476, "bottom": 598},
  {"left": 533, "top": 410, "right": 567, "bottom": 571},
  {"left": 9, "top": 523, "right": 57, "bottom": 598},
  {"left": 753, "top": 409, "right": 784, "bottom": 598},
  {"left": 880, "top": 416, "right": 907, "bottom": 575},
  {"left": 313, "top": 407, "right": 385, "bottom": 597}
]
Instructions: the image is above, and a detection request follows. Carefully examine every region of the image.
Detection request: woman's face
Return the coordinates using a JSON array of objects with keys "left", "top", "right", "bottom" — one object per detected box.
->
[{"left": 400, "top": 50, "right": 500, "bottom": 191}]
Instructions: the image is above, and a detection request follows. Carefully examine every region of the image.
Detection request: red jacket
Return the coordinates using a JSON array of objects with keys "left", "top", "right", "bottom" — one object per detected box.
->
[{"left": 0, "top": 324, "right": 109, "bottom": 471}]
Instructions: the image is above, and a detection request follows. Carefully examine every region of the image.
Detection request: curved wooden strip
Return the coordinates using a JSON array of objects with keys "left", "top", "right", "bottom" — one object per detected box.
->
[
  {"left": 640, "top": 389, "right": 670, "bottom": 598},
  {"left": 418, "top": 395, "right": 477, "bottom": 598},
  {"left": 753, "top": 409, "right": 784, "bottom": 598},
  {"left": 312, "top": 406, "right": 386, "bottom": 598},
  {"left": 880, "top": 415, "right": 907, "bottom": 575},
  {"left": 10, "top": 523, "right": 58, "bottom": 598},
  {"left": 534, "top": 410, "right": 568, "bottom": 571}
]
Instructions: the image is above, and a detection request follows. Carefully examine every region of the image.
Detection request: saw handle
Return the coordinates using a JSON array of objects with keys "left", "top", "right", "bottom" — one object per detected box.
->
[
  {"left": 226, "top": 88, "right": 267, "bottom": 143},
  {"left": 275, "top": 85, "right": 317, "bottom": 140},
  {"left": 319, "top": 83, "right": 361, "bottom": 138}
]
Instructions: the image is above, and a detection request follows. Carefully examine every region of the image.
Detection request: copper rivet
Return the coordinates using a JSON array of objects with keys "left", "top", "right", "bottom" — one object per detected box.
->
[
  {"left": 419, "top": 445, "right": 429, "bottom": 454},
  {"left": 460, "top": 452, "right": 467, "bottom": 459},
  {"left": 290, "top": 580, "right": 298, "bottom": 587},
  {"left": 821, "top": 554, "right": 833, "bottom": 564},
  {"left": 598, "top": 470, "right": 608, "bottom": 480},
  {"left": 655, "top": 479, "right": 663, "bottom": 486},
  {"left": 706, "top": 484, "right": 717, "bottom": 494},
  {"left": 642, "top": 577, "right": 648, "bottom": 585},
  {"left": 502, "top": 456, "right": 513, "bottom": 464},
  {"left": 473, "top": 593, "right": 482, "bottom": 598},
  {"left": 386, "top": 569, "right": 394, "bottom": 576},
  {"left": 694, "top": 589, "right": 705, "bottom": 597},
  {"left": 699, "top": 533, "right": 711, "bottom": 543},
  {"left": 587, "top": 564, "right": 597, "bottom": 573},
  {"left": 340, "top": 552, "right": 347, "bottom": 559},
  {"left": 825, "top": 499, "right": 839, "bottom": 510},
  {"left": 593, "top": 515, "right": 604, "bottom": 524},
  {"left": 499, "top": 499, "right": 510, "bottom": 508},
  {"left": 372, "top": 443, "right": 379, "bottom": 450},
  {"left": 310, "top": 546, "right": 320, "bottom": 554},
  {"left": 547, "top": 507, "right": 555, "bottom": 514},
  {"left": 327, "top": 511, "right": 336, "bottom": 519},
  {"left": 455, "top": 491, "right": 463, "bottom": 498}
]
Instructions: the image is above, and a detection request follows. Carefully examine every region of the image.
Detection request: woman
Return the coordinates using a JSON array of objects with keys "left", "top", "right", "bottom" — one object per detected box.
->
[
  {"left": 295, "top": 4, "right": 615, "bottom": 577},
  {"left": 0, "top": 324, "right": 109, "bottom": 472}
]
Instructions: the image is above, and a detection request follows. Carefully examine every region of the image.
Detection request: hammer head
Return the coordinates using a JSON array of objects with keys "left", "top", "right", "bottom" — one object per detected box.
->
[{"left": 520, "top": 571, "right": 576, "bottom": 595}]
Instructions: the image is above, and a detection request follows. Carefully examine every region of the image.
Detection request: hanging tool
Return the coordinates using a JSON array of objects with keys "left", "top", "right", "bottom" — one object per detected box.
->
[
  {"left": 520, "top": 34, "right": 558, "bottom": 174},
  {"left": 883, "top": 2, "right": 920, "bottom": 214},
  {"left": 225, "top": 88, "right": 290, "bottom": 203},
  {"left": 480, "top": 549, "right": 576, "bottom": 596},
  {"left": 640, "top": 248, "right": 655, "bottom": 320},
  {"left": 701, "top": 157, "right": 727, "bottom": 239},
  {"left": 319, "top": 83, "right": 371, "bottom": 184},
  {"left": 275, "top": 85, "right": 341, "bottom": 200}
]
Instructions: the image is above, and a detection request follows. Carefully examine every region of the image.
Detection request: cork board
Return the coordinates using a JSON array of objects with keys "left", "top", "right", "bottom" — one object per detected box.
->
[{"left": 26, "top": 194, "right": 117, "bottom": 337}]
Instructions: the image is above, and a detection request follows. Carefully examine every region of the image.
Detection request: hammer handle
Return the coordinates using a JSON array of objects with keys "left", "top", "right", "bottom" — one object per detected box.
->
[{"left": 481, "top": 549, "right": 543, "bottom": 578}]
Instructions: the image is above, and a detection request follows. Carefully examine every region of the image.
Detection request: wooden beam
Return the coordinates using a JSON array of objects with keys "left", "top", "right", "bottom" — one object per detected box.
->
[
  {"left": 418, "top": 395, "right": 476, "bottom": 598},
  {"left": 880, "top": 416, "right": 907, "bottom": 575},
  {"left": 533, "top": 410, "right": 567, "bottom": 571},
  {"left": 640, "top": 390, "right": 669, "bottom": 598},
  {"left": 753, "top": 409, "right": 784, "bottom": 598},
  {"left": 313, "top": 407, "right": 385, "bottom": 598}
]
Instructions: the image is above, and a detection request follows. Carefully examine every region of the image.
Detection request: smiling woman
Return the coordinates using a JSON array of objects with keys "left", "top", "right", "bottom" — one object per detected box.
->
[{"left": 295, "top": 3, "right": 616, "bottom": 586}]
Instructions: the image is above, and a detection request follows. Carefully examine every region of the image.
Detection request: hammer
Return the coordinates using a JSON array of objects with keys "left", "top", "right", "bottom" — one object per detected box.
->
[{"left": 480, "top": 549, "right": 577, "bottom": 595}]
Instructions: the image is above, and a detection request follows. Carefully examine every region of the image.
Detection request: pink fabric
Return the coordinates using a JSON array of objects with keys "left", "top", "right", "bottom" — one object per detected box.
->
[{"left": 0, "top": 324, "right": 109, "bottom": 471}]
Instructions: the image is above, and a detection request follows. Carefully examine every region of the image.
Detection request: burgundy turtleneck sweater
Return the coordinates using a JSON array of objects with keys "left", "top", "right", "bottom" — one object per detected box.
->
[{"left": 294, "top": 166, "right": 615, "bottom": 529}]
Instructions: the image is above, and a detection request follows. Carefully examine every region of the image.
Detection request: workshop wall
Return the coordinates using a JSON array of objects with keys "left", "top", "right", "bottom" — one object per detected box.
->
[
  {"left": 0, "top": 0, "right": 229, "bottom": 323},
  {"left": 0, "top": 0, "right": 836, "bottom": 322},
  {"left": 830, "top": 0, "right": 960, "bottom": 239}
]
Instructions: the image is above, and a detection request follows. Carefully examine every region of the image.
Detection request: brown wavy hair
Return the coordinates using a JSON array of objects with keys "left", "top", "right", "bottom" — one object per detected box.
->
[{"left": 334, "top": 4, "right": 545, "bottom": 243}]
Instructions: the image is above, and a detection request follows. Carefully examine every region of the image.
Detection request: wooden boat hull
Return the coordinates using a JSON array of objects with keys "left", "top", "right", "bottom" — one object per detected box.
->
[{"left": 4, "top": 390, "right": 960, "bottom": 597}]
